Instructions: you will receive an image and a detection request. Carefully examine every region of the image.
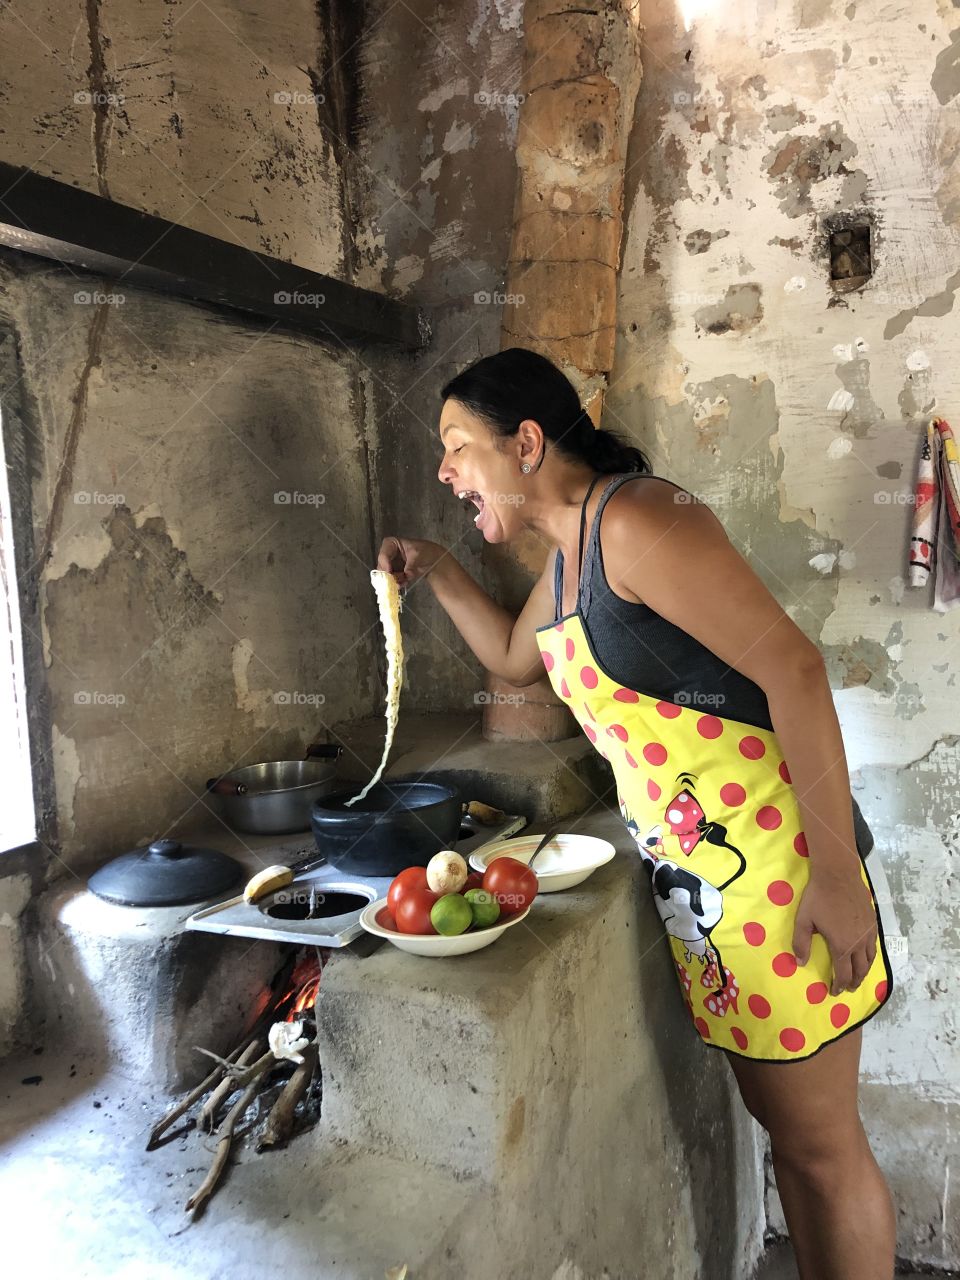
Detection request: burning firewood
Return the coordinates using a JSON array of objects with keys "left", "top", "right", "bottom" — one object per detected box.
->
[
  {"left": 257, "top": 1042, "right": 318, "bottom": 1151},
  {"left": 147, "top": 948, "right": 326, "bottom": 1213},
  {"left": 184, "top": 1057, "right": 273, "bottom": 1213}
]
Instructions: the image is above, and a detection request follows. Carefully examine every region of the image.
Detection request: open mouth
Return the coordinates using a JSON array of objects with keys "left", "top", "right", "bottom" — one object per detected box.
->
[{"left": 456, "top": 489, "right": 486, "bottom": 525}]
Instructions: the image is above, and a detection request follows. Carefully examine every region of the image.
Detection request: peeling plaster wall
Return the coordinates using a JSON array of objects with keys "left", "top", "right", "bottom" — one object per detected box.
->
[
  {"left": 0, "top": 259, "right": 379, "bottom": 873},
  {"left": 0, "top": 0, "right": 345, "bottom": 273},
  {"left": 351, "top": 0, "right": 527, "bottom": 711},
  {"left": 608, "top": 1, "right": 960, "bottom": 1267}
]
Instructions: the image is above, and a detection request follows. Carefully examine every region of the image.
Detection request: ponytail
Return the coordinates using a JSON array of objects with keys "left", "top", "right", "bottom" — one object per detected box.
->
[{"left": 441, "top": 347, "right": 652, "bottom": 476}]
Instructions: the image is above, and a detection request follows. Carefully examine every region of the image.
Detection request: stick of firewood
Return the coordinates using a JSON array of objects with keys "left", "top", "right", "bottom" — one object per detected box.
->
[
  {"left": 184, "top": 1052, "right": 275, "bottom": 1214},
  {"left": 146, "top": 1040, "right": 247, "bottom": 1150},
  {"left": 256, "top": 1043, "right": 318, "bottom": 1151},
  {"left": 199, "top": 1038, "right": 262, "bottom": 1133}
]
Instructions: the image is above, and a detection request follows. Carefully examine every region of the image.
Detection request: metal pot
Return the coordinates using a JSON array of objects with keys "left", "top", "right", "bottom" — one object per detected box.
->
[
  {"left": 310, "top": 778, "right": 462, "bottom": 877},
  {"left": 206, "top": 744, "right": 342, "bottom": 835}
]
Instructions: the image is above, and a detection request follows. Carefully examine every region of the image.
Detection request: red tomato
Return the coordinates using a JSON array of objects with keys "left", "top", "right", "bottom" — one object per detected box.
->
[
  {"left": 387, "top": 866, "right": 429, "bottom": 917},
  {"left": 462, "top": 871, "right": 484, "bottom": 894},
  {"left": 482, "top": 856, "right": 538, "bottom": 918},
  {"left": 376, "top": 905, "right": 398, "bottom": 931},
  {"left": 395, "top": 887, "right": 439, "bottom": 934}
]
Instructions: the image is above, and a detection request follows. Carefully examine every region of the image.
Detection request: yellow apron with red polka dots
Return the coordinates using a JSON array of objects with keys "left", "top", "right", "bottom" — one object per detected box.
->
[{"left": 536, "top": 611, "right": 893, "bottom": 1062}]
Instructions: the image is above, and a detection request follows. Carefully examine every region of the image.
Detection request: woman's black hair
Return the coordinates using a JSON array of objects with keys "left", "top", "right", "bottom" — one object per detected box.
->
[{"left": 440, "top": 347, "right": 651, "bottom": 475}]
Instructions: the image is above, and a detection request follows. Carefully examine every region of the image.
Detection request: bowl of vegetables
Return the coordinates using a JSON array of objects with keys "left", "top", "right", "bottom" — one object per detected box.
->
[
  {"left": 469, "top": 832, "right": 616, "bottom": 892},
  {"left": 358, "top": 849, "right": 538, "bottom": 957}
]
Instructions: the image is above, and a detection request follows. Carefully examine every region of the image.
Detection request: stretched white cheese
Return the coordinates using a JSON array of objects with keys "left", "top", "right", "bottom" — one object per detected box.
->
[{"left": 345, "top": 569, "right": 403, "bottom": 806}]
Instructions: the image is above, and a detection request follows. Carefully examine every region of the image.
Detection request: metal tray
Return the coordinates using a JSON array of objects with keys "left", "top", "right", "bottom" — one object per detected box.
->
[{"left": 185, "top": 811, "right": 527, "bottom": 948}]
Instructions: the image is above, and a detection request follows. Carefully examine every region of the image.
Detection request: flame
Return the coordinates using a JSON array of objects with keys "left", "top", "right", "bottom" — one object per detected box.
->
[{"left": 283, "top": 954, "right": 323, "bottom": 1022}]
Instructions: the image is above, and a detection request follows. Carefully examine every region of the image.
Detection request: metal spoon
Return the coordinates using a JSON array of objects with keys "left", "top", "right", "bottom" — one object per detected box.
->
[{"left": 528, "top": 822, "right": 563, "bottom": 872}]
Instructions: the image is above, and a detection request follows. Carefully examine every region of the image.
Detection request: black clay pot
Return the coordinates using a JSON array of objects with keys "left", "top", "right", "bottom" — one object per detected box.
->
[{"left": 310, "top": 779, "right": 461, "bottom": 877}]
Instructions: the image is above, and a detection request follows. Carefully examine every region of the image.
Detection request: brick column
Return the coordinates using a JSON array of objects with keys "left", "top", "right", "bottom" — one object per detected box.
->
[{"left": 482, "top": 0, "right": 644, "bottom": 744}]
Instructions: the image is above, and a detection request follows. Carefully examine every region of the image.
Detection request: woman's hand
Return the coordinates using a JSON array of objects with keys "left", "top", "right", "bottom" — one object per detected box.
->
[
  {"left": 792, "top": 860, "right": 878, "bottom": 997},
  {"left": 376, "top": 536, "right": 447, "bottom": 588}
]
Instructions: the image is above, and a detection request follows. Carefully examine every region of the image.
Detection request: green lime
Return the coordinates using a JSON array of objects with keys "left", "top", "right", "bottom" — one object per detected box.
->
[
  {"left": 464, "top": 887, "right": 501, "bottom": 928},
  {"left": 430, "top": 893, "right": 473, "bottom": 937}
]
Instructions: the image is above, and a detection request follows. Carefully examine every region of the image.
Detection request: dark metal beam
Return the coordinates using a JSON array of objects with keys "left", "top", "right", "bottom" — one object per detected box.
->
[{"left": 0, "top": 161, "right": 429, "bottom": 349}]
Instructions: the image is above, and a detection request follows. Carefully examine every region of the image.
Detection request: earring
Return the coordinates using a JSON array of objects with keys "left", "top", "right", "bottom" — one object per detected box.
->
[{"left": 520, "top": 462, "right": 531, "bottom": 474}]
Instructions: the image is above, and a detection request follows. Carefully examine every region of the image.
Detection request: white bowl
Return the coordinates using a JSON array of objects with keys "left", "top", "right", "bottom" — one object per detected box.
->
[
  {"left": 468, "top": 832, "right": 615, "bottom": 892},
  {"left": 359, "top": 896, "right": 531, "bottom": 957}
]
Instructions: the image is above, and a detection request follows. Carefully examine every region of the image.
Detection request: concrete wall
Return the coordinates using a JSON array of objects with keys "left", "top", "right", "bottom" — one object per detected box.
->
[
  {"left": 352, "top": 0, "right": 526, "bottom": 709},
  {"left": 0, "top": 0, "right": 533, "bottom": 1048},
  {"left": 607, "top": 1, "right": 959, "bottom": 1268}
]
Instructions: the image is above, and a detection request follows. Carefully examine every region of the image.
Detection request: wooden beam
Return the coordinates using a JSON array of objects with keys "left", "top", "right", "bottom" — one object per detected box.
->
[{"left": 0, "top": 162, "right": 429, "bottom": 349}]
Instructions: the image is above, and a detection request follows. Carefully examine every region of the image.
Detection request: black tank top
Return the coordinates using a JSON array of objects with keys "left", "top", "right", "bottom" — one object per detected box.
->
[{"left": 554, "top": 472, "right": 874, "bottom": 857}]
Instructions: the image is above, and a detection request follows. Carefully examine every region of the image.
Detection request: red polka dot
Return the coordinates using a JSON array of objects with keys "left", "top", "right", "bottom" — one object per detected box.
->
[
  {"left": 767, "top": 880, "right": 794, "bottom": 906},
  {"left": 720, "top": 782, "right": 746, "bottom": 806},
  {"left": 583, "top": 702, "right": 596, "bottom": 721},
  {"left": 779, "top": 1027, "right": 806, "bottom": 1053},
  {"left": 565, "top": 638, "right": 575, "bottom": 661},
  {"left": 647, "top": 778, "right": 661, "bottom": 801},
  {"left": 608, "top": 724, "right": 629, "bottom": 741},
  {"left": 697, "top": 715, "right": 723, "bottom": 739},
  {"left": 624, "top": 751, "right": 638, "bottom": 769},
  {"left": 875, "top": 980, "right": 888, "bottom": 1002},
  {"left": 614, "top": 688, "right": 640, "bottom": 703},
  {"left": 739, "top": 735, "right": 766, "bottom": 760},
  {"left": 731, "top": 1027, "right": 749, "bottom": 1050},
  {"left": 694, "top": 1017, "right": 710, "bottom": 1039},
  {"left": 830, "top": 1003, "right": 850, "bottom": 1029},
  {"left": 743, "top": 922, "right": 766, "bottom": 947},
  {"left": 748, "top": 994, "right": 771, "bottom": 1020},
  {"left": 643, "top": 742, "right": 667, "bottom": 766},
  {"left": 542, "top": 651, "right": 554, "bottom": 672},
  {"left": 806, "top": 982, "right": 828, "bottom": 1004},
  {"left": 779, "top": 760, "right": 792, "bottom": 783},
  {"left": 560, "top": 678, "right": 571, "bottom": 699},
  {"left": 757, "top": 805, "right": 782, "bottom": 830},
  {"left": 656, "top": 701, "right": 682, "bottom": 718},
  {"left": 580, "top": 665, "right": 599, "bottom": 689},
  {"left": 772, "top": 952, "right": 798, "bottom": 978},
  {"left": 583, "top": 724, "right": 597, "bottom": 743},
  {"left": 555, "top": 622, "right": 564, "bottom": 632},
  {"left": 794, "top": 832, "right": 809, "bottom": 857}
]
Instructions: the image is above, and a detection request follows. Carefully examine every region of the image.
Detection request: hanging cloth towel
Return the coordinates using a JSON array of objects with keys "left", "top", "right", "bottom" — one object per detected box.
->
[{"left": 907, "top": 416, "right": 960, "bottom": 612}]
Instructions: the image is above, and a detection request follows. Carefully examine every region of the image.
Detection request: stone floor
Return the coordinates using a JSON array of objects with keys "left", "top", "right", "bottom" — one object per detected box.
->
[{"left": 754, "top": 1239, "right": 955, "bottom": 1278}]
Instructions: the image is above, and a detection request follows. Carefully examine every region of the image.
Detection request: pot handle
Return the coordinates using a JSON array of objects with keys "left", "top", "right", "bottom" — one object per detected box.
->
[
  {"left": 206, "top": 776, "right": 248, "bottom": 796},
  {"left": 304, "top": 742, "right": 343, "bottom": 761}
]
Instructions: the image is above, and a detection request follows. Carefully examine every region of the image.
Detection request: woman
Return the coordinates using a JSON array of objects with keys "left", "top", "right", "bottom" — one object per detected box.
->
[{"left": 378, "top": 347, "right": 895, "bottom": 1280}]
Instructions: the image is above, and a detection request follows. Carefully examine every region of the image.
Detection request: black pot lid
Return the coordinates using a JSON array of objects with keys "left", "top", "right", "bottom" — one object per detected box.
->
[{"left": 88, "top": 837, "right": 244, "bottom": 908}]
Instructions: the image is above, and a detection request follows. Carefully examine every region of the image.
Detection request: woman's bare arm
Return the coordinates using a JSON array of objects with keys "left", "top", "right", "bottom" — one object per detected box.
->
[{"left": 377, "top": 537, "right": 555, "bottom": 686}]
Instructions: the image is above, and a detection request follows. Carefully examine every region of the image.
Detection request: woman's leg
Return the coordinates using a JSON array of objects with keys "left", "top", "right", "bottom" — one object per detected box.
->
[{"left": 726, "top": 1029, "right": 896, "bottom": 1280}]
